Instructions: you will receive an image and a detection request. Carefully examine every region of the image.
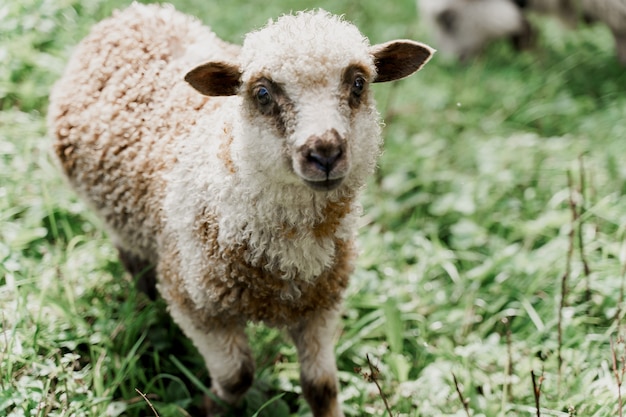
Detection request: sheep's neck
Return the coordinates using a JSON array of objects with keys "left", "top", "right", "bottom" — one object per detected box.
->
[{"left": 217, "top": 184, "right": 359, "bottom": 283}]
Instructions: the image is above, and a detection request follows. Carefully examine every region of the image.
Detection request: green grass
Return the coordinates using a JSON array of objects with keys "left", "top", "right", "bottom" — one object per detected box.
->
[{"left": 2, "top": 0, "right": 626, "bottom": 415}]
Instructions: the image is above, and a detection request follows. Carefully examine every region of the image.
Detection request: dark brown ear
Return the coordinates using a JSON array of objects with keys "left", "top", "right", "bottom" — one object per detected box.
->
[
  {"left": 370, "top": 40, "right": 435, "bottom": 83},
  {"left": 184, "top": 62, "right": 242, "bottom": 96}
]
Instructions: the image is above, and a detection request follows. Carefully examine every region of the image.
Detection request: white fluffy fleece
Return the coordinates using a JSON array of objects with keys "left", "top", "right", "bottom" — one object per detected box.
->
[{"left": 240, "top": 11, "right": 371, "bottom": 83}]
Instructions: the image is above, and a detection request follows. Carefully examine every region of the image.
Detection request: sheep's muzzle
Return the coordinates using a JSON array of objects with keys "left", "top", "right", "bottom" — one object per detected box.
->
[{"left": 295, "top": 128, "right": 348, "bottom": 192}]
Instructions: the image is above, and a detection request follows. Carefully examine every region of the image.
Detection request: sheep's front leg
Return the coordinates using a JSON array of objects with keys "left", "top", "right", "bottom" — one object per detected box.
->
[
  {"left": 289, "top": 307, "right": 344, "bottom": 417},
  {"left": 167, "top": 304, "right": 254, "bottom": 415},
  {"left": 198, "top": 327, "right": 255, "bottom": 414}
]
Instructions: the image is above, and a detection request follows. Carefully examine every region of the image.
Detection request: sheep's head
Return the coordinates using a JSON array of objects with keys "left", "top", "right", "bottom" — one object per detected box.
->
[{"left": 185, "top": 10, "right": 434, "bottom": 192}]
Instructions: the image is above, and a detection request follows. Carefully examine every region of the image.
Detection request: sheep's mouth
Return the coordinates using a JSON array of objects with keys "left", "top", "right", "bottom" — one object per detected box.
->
[{"left": 303, "top": 177, "right": 344, "bottom": 192}]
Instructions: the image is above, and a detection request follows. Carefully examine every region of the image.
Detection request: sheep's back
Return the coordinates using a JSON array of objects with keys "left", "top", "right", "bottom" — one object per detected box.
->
[{"left": 48, "top": 3, "right": 235, "bottom": 258}]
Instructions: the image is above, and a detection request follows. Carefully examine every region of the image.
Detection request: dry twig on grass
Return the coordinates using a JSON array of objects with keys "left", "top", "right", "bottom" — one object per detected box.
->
[
  {"left": 557, "top": 171, "right": 578, "bottom": 389},
  {"left": 611, "top": 336, "right": 626, "bottom": 417},
  {"left": 452, "top": 372, "right": 472, "bottom": 417},
  {"left": 135, "top": 388, "right": 160, "bottom": 417},
  {"left": 576, "top": 157, "right": 592, "bottom": 303},
  {"left": 531, "top": 369, "right": 544, "bottom": 417},
  {"left": 355, "top": 354, "right": 395, "bottom": 417}
]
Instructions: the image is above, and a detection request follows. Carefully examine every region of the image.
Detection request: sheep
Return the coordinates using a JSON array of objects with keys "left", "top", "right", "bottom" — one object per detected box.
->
[
  {"left": 417, "top": 0, "right": 626, "bottom": 64},
  {"left": 47, "top": 3, "right": 434, "bottom": 416},
  {"left": 417, "top": 0, "right": 531, "bottom": 61}
]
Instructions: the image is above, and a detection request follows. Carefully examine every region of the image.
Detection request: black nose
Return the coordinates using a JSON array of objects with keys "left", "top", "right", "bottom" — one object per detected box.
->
[{"left": 307, "top": 147, "right": 342, "bottom": 174}]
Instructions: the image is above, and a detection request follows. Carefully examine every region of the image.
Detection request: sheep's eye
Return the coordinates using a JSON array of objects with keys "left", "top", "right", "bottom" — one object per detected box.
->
[
  {"left": 256, "top": 86, "right": 272, "bottom": 106},
  {"left": 352, "top": 76, "right": 366, "bottom": 96}
]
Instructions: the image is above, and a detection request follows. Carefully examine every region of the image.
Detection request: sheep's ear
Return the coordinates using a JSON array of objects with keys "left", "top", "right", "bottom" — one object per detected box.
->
[
  {"left": 370, "top": 40, "right": 435, "bottom": 83},
  {"left": 184, "top": 62, "right": 242, "bottom": 96}
]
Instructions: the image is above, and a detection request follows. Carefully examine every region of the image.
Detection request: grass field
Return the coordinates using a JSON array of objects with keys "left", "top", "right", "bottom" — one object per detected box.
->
[{"left": 2, "top": 0, "right": 626, "bottom": 416}]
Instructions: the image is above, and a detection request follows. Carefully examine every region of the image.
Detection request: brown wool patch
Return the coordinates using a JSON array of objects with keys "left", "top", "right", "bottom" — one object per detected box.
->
[
  {"left": 218, "top": 125, "right": 236, "bottom": 174},
  {"left": 196, "top": 208, "right": 221, "bottom": 256},
  {"left": 185, "top": 210, "right": 356, "bottom": 328},
  {"left": 55, "top": 140, "right": 76, "bottom": 176},
  {"left": 280, "top": 223, "right": 299, "bottom": 240},
  {"left": 164, "top": 269, "right": 198, "bottom": 318},
  {"left": 312, "top": 194, "right": 354, "bottom": 241}
]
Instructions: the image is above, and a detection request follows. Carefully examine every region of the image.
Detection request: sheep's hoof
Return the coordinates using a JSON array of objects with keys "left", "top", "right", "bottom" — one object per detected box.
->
[
  {"left": 202, "top": 394, "right": 224, "bottom": 417},
  {"left": 202, "top": 393, "right": 242, "bottom": 417}
]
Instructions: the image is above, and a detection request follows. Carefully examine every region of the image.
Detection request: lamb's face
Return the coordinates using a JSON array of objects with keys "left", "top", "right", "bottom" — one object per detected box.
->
[
  {"left": 185, "top": 10, "right": 434, "bottom": 192},
  {"left": 236, "top": 60, "right": 378, "bottom": 192}
]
